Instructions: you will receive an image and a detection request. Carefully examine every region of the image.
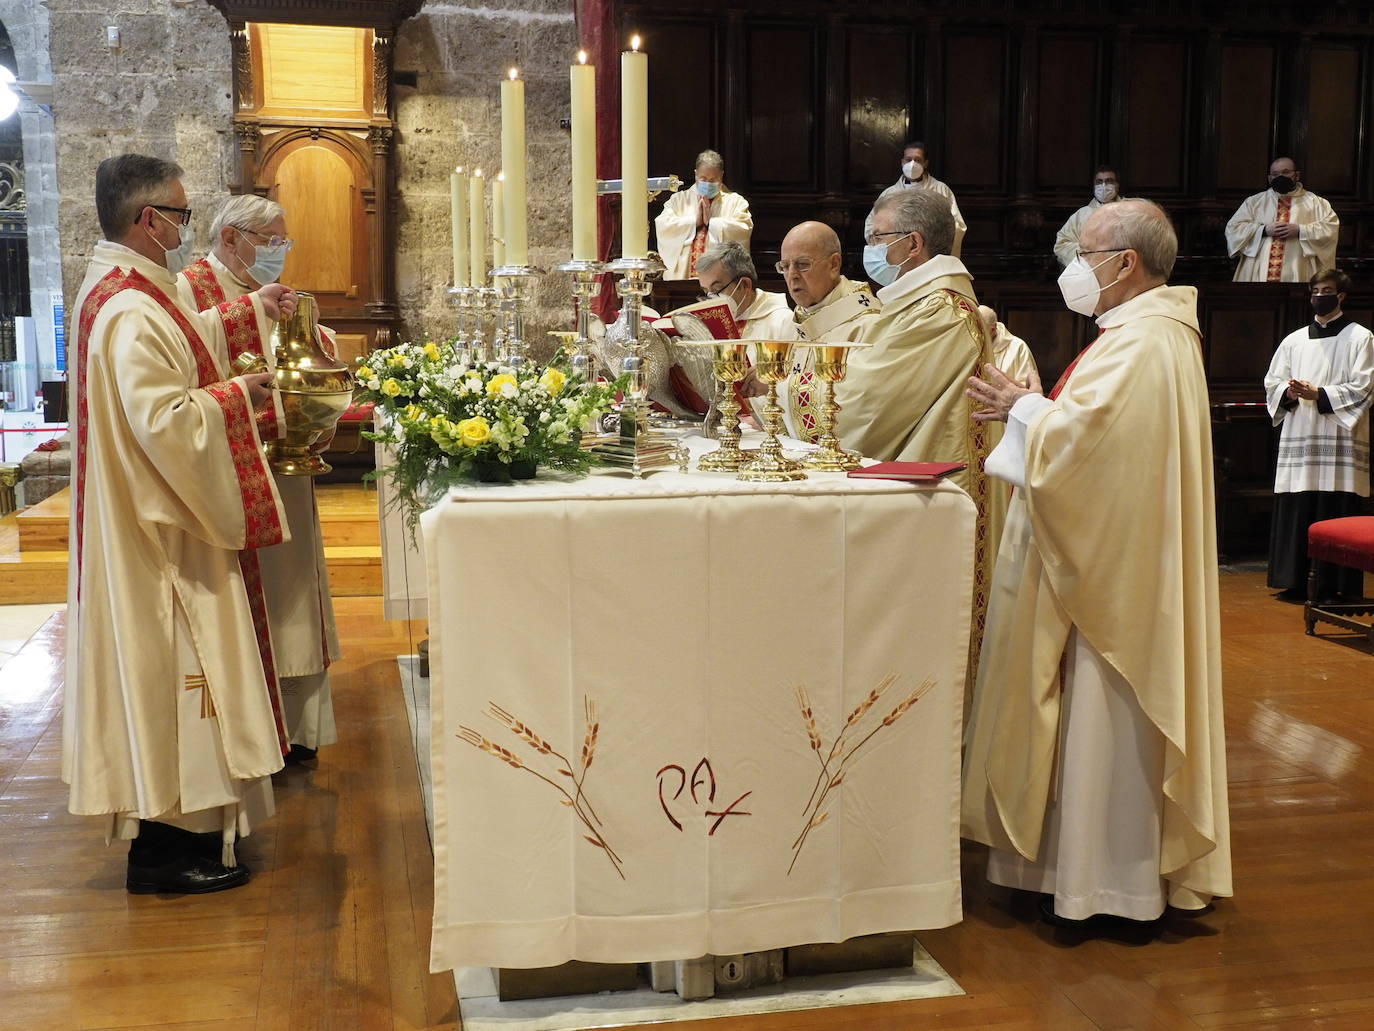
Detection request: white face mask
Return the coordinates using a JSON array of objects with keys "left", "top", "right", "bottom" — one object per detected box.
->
[
  {"left": 902, "top": 159, "right": 923, "bottom": 181},
  {"left": 1057, "top": 251, "right": 1125, "bottom": 317},
  {"left": 1093, "top": 182, "right": 1118, "bottom": 203},
  {"left": 148, "top": 207, "right": 196, "bottom": 275}
]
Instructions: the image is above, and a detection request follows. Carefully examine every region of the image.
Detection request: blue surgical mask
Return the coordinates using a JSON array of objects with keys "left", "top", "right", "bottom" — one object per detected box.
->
[
  {"left": 245, "top": 242, "right": 288, "bottom": 286},
  {"left": 863, "top": 237, "right": 905, "bottom": 287},
  {"left": 150, "top": 208, "right": 196, "bottom": 276},
  {"left": 696, "top": 180, "right": 720, "bottom": 198}
]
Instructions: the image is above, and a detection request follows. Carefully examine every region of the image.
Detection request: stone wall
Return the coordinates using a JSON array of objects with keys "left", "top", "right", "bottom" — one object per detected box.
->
[
  {"left": 394, "top": 1, "right": 578, "bottom": 356},
  {"left": 47, "top": 0, "right": 235, "bottom": 308},
  {"left": 39, "top": 0, "right": 579, "bottom": 358}
]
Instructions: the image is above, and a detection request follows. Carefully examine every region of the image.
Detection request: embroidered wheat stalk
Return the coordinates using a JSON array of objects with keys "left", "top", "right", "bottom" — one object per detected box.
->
[
  {"left": 457, "top": 694, "right": 622, "bottom": 879},
  {"left": 788, "top": 675, "right": 935, "bottom": 875}
]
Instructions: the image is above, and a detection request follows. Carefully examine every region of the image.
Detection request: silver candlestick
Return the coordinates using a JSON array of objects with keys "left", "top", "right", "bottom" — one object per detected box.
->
[
  {"left": 447, "top": 285, "right": 477, "bottom": 365},
  {"left": 589, "top": 254, "right": 685, "bottom": 477},
  {"left": 555, "top": 258, "right": 605, "bottom": 383},
  {"left": 490, "top": 265, "right": 546, "bottom": 370}
]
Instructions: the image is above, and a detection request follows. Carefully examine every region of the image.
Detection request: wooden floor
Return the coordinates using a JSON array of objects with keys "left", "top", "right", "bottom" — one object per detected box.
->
[{"left": 2, "top": 574, "right": 1371, "bottom": 1030}]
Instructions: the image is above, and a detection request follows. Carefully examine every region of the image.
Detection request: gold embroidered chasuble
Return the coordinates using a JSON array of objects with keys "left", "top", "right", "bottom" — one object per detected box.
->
[
  {"left": 786, "top": 277, "right": 882, "bottom": 442},
  {"left": 64, "top": 242, "right": 291, "bottom": 825},
  {"left": 961, "top": 285, "right": 1233, "bottom": 904}
]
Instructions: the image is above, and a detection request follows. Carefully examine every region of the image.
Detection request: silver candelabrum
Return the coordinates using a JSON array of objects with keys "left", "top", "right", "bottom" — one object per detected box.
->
[
  {"left": 588, "top": 254, "right": 686, "bottom": 478},
  {"left": 554, "top": 258, "right": 604, "bottom": 385}
]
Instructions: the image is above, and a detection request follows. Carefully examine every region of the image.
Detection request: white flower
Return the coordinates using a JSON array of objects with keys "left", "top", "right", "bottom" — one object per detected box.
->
[
  {"left": 500, "top": 380, "right": 519, "bottom": 399},
  {"left": 465, "top": 378, "right": 482, "bottom": 394},
  {"left": 539, "top": 411, "right": 551, "bottom": 423}
]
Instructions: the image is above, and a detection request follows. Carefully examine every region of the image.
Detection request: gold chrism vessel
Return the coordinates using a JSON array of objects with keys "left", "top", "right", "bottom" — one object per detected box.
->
[{"left": 235, "top": 292, "right": 355, "bottom": 476}]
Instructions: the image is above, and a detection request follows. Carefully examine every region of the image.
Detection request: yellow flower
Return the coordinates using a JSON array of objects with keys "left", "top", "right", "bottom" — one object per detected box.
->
[
  {"left": 381, "top": 378, "right": 402, "bottom": 397},
  {"left": 402, "top": 404, "right": 424, "bottom": 422},
  {"left": 486, "top": 373, "right": 518, "bottom": 399},
  {"left": 386, "top": 353, "right": 407, "bottom": 368},
  {"left": 457, "top": 416, "right": 491, "bottom": 447},
  {"left": 357, "top": 364, "right": 375, "bottom": 381},
  {"left": 423, "top": 341, "right": 442, "bottom": 362},
  {"left": 539, "top": 367, "right": 567, "bottom": 396}
]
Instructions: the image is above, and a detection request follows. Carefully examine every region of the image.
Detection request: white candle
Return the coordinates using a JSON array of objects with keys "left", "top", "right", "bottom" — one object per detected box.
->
[
  {"left": 500, "top": 69, "right": 529, "bottom": 266},
  {"left": 570, "top": 52, "right": 597, "bottom": 262},
  {"left": 469, "top": 169, "right": 487, "bottom": 284},
  {"left": 620, "top": 37, "right": 648, "bottom": 260},
  {"left": 492, "top": 173, "right": 506, "bottom": 269},
  {"left": 450, "top": 166, "right": 469, "bottom": 287}
]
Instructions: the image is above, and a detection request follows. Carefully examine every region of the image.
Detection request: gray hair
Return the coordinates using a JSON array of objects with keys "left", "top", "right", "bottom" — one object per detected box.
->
[
  {"left": 210, "top": 194, "right": 286, "bottom": 240},
  {"left": 694, "top": 149, "right": 724, "bottom": 173},
  {"left": 95, "top": 154, "right": 183, "bottom": 240},
  {"left": 696, "top": 241, "right": 757, "bottom": 284},
  {"left": 1101, "top": 198, "right": 1177, "bottom": 279},
  {"left": 874, "top": 188, "right": 955, "bottom": 257}
]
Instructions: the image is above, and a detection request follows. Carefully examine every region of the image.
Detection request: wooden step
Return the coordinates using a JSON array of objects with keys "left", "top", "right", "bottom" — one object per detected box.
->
[
  {"left": 17, "top": 483, "right": 381, "bottom": 553},
  {"left": 0, "top": 546, "right": 380, "bottom": 604}
]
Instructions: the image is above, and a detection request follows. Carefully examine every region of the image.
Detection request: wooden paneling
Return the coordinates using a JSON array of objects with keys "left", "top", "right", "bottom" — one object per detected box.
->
[
  {"left": 643, "top": 21, "right": 718, "bottom": 183},
  {"left": 943, "top": 31, "right": 1008, "bottom": 190},
  {"left": 1127, "top": 39, "right": 1190, "bottom": 193},
  {"left": 1217, "top": 43, "right": 1276, "bottom": 191},
  {"left": 1203, "top": 303, "right": 1286, "bottom": 385},
  {"left": 275, "top": 143, "right": 359, "bottom": 297},
  {"left": 254, "top": 23, "right": 371, "bottom": 118},
  {"left": 1305, "top": 44, "right": 1363, "bottom": 196},
  {"left": 746, "top": 26, "right": 817, "bottom": 187},
  {"left": 1036, "top": 35, "right": 1100, "bottom": 189},
  {"left": 846, "top": 26, "right": 913, "bottom": 190}
]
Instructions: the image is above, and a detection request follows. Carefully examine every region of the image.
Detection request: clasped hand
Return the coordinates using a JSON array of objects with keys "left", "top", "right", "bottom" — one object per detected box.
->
[
  {"left": 1285, "top": 378, "right": 1319, "bottom": 402},
  {"left": 966, "top": 363, "right": 1043, "bottom": 423}
]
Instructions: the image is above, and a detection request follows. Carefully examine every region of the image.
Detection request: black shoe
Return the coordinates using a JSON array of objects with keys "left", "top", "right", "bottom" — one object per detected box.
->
[
  {"left": 127, "top": 854, "right": 251, "bottom": 895},
  {"left": 285, "top": 744, "right": 318, "bottom": 767},
  {"left": 1038, "top": 895, "right": 1093, "bottom": 928}
]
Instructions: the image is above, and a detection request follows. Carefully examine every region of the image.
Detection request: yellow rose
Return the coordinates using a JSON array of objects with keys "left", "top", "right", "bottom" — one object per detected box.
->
[
  {"left": 457, "top": 416, "right": 491, "bottom": 447},
  {"left": 381, "top": 378, "right": 402, "bottom": 397},
  {"left": 423, "top": 341, "right": 442, "bottom": 362},
  {"left": 386, "top": 353, "right": 407, "bottom": 368},
  {"left": 486, "top": 373, "right": 518, "bottom": 399},
  {"left": 357, "top": 364, "right": 375, "bottom": 381},
  {"left": 539, "top": 367, "right": 567, "bottom": 396}
]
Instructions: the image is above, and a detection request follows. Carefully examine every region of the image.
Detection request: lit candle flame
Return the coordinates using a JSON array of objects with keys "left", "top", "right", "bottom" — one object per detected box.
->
[
  {"left": 630, "top": 35, "right": 641, "bottom": 52},
  {"left": 508, "top": 67, "right": 519, "bottom": 80},
  {"left": 455, "top": 165, "right": 464, "bottom": 174},
  {"left": 497, "top": 172, "right": 505, "bottom": 182},
  {"left": 474, "top": 168, "right": 483, "bottom": 177},
  {"left": 577, "top": 50, "right": 587, "bottom": 65}
]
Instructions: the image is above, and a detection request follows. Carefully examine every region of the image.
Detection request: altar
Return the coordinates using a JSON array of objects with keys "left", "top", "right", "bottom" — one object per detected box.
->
[{"left": 422, "top": 438, "right": 976, "bottom": 975}]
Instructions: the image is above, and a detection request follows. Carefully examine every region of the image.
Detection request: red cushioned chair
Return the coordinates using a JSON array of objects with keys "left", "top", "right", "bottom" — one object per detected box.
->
[{"left": 1305, "top": 516, "right": 1374, "bottom": 640}]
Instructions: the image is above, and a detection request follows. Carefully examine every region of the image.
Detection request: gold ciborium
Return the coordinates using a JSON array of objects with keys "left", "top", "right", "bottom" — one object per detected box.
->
[
  {"left": 738, "top": 339, "right": 806, "bottom": 483},
  {"left": 679, "top": 339, "right": 750, "bottom": 471},
  {"left": 796, "top": 341, "right": 869, "bottom": 472},
  {"left": 234, "top": 292, "right": 354, "bottom": 476}
]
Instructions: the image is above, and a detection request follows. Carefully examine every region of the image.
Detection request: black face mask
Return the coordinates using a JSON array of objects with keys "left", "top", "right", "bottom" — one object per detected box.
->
[
  {"left": 1270, "top": 175, "right": 1296, "bottom": 194},
  {"left": 1311, "top": 293, "right": 1340, "bottom": 317}
]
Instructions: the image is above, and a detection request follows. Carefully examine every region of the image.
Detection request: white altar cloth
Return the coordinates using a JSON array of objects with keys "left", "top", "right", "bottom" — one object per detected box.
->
[{"left": 424, "top": 438, "right": 975, "bottom": 972}]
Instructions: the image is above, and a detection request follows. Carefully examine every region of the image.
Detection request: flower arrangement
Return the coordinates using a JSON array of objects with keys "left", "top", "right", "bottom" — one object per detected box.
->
[{"left": 355, "top": 338, "right": 623, "bottom": 519}]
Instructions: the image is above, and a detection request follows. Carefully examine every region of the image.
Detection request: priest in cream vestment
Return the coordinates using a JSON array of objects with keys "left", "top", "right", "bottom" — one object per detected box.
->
[
  {"left": 178, "top": 194, "right": 341, "bottom": 763},
  {"left": 654, "top": 149, "right": 753, "bottom": 280},
  {"left": 65, "top": 155, "right": 297, "bottom": 894},
  {"left": 839, "top": 189, "right": 1004, "bottom": 659},
  {"left": 777, "top": 220, "right": 881, "bottom": 441},
  {"left": 1225, "top": 157, "right": 1338, "bottom": 283},
  {"left": 964, "top": 199, "right": 1232, "bottom": 924}
]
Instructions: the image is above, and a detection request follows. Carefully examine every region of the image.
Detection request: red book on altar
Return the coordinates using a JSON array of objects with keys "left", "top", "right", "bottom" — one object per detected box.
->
[
  {"left": 652, "top": 298, "right": 742, "bottom": 341},
  {"left": 846, "top": 461, "right": 967, "bottom": 482}
]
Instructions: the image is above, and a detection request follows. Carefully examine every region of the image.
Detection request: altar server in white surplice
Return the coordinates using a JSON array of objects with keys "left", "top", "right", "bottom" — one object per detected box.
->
[
  {"left": 178, "top": 194, "right": 342, "bottom": 766},
  {"left": 1225, "top": 157, "right": 1339, "bottom": 283},
  {"left": 964, "top": 199, "right": 1232, "bottom": 927},
  {"left": 654, "top": 149, "right": 753, "bottom": 280},
  {"left": 1054, "top": 166, "right": 1122, "bottom": 267},
  {"left": 1263, "top": 267, "right": 1373, "bottom": 600},
  {"left": 863, "top": 142, "right": 966, "bottom": 261},
  {"left": 65, "top": 154, "right": 299, "bottom": 895}
]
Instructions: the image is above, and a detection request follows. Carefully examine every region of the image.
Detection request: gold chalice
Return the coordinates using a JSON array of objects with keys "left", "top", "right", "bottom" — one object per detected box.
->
[
  {"left": 679, "top": 339, "right": 751, "bottom": 471},
  {"left": 795, "top": 341, "right": 869, "bottom": 472},
  {"left": 738, "top": 339, "right": 806, "bottom": 483}
]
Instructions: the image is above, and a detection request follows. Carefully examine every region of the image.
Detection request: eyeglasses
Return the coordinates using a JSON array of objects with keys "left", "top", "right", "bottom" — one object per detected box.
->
[
  {"left": 864, "top": 230, "right": 911, "bottom": 247},
  {"left": 696, "top": 277, "right": 740, "bottom": 303},
  {"left": 1077, "top": 247, "right": 1126, "bottom": 256},
  {"left": 236, "top": 226, "right": 295, "bottom": 251},
  {"left": 150, "top": 204, "right": 193, "bottom": 226},
  {"left": 775, "top": 258, "right": 816, "bottom": 274}
]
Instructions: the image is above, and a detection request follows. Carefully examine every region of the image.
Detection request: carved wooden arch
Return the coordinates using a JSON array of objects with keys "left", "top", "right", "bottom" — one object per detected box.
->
[{"left": 256, "top": 126, "right": 374, "bottom": 185}]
